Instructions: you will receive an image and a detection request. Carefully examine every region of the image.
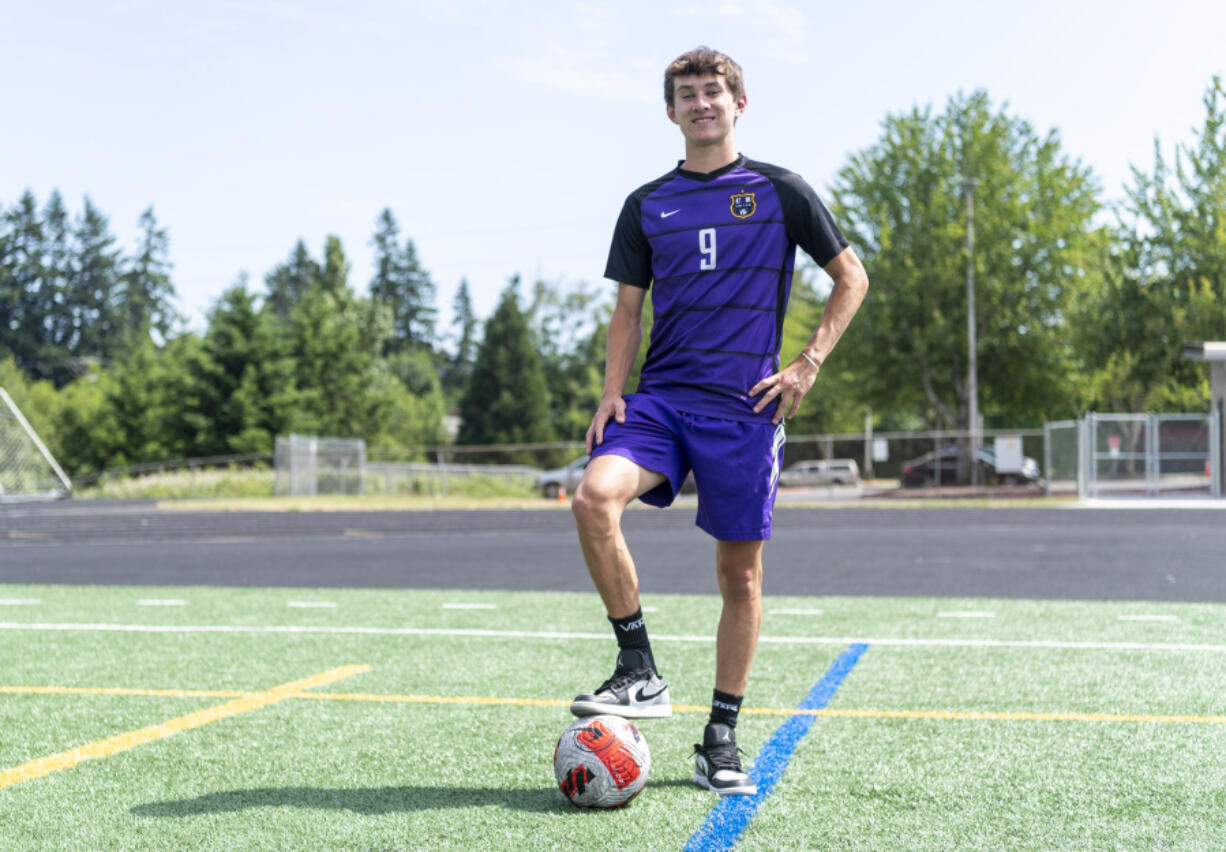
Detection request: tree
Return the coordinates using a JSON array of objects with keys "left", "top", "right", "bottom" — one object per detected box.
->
[
  {"left": 0, "top": 192, "right": 47, "bottom": 377},
  {"left": 1080, "top": 76, "right": 1226, "bottom": 412},
  {"left": 119, "top": 207, "right": 178, "bottom": 341},
  {"left": 458, "top": 278, "right": 554, "bottom": 451},
  {"left": 829, "top": 91, "right": 1104, "bottom": 437},
  {"left": 264, "top": 239, "right": 320, "bottom": 319},
  {"left": 184, "top": 279, "right": 302, "bottom": 455},
  {"left": 527, "top": 278, "right": 608, "bottom": 442},
  {"left": 442, "top": 277, "right": 478, "bottom": 400},
  {"left": 70, "top": 197, "right": 122, "bottom": 365},
  {"left": 41, "top": 192, "right": 74, "bottom": 366},
  {"left": 368, "top": 208, "right": 437, "bottom": 352}
]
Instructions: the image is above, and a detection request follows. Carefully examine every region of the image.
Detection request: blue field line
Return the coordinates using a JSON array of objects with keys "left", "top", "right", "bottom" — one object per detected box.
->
[{"left": 682, "top": 643, "right": 870, "bottom": 852}]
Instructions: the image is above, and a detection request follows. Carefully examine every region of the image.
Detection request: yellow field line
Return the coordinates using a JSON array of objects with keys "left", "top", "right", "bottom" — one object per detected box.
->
[
  {"left": 293, "top": 693, "right": 1226, "bottom": 725},
  {"left": 0, "top": 665, "right": 369, "bottom": 790},
  {"left": 5, "top": 682, "right": 1223, "bottom": 729}
]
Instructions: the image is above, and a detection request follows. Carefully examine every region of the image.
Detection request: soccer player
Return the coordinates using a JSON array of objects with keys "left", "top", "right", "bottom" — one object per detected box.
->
[{"left": 568, "top": 47, "right": 869, "bottom": 796}]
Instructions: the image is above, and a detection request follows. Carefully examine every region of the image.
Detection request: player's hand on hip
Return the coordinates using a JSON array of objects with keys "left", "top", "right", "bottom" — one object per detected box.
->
[
  {"left": 749, "top": 357, "right": 820, "bottom": 425},
  {"left": 586, "top": 396, "right": 627, "bottom": 454}
]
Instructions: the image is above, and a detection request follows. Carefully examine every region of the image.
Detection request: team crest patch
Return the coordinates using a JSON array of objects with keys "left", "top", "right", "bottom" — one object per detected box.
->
[{"left": 730, "top": 191, "right": 757, "bottom": 219}]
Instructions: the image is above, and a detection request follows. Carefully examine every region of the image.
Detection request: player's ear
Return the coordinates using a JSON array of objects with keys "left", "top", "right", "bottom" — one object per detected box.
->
[
  {"left": 666, "top": 102, "right": 678, "bottom": 124},
  {"left": 733, "top": 92, "right": 748, "bottom": 118}
]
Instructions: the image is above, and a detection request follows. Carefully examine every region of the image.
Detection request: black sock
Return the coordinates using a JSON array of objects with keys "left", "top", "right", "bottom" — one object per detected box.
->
[
  {"left": 609, "top": 609, "right": 656, "bottom": 674},
  {"left": 708, "top": 689, "right": 743, "bottom": 730}
]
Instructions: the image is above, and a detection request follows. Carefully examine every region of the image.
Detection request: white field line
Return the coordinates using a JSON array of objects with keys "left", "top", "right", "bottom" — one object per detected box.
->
[
  {"left": 441, "top": 603, "right": 497, "bottom": 610},
  {"left": 0, "top": 622, "right": 1224, "bottom": 653},
  {"left": 136, "top": 600, "right": 187, "bottom": 607},
  {"left": 1118, "top": 614, "right": 1180, "bottom": 622},
  {"left": 287, "top": 602, "right": 338, "bottom": 609},
  {"left": 770, "top": 609, "right": 824, "bottom": 616},
  {"left": 0, "top": 599, "right": 41, "bottom": 605},
  {"left": 938, "top": 611, "right": 996, "bottom": 619}
]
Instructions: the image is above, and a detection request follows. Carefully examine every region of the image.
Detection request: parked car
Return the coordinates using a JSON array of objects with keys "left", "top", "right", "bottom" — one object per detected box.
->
[
  {"left": 779, "top": 458, "right": 861, "bottom": 487},
  {"left": 536, "top": 456, "right": 698, "bottom": 498},
  {"left": 899, "top": 445, "right": 1039, "bottom": 487},
  {"left": 536, "top": 456, "right": 589, "bottom": 498}
]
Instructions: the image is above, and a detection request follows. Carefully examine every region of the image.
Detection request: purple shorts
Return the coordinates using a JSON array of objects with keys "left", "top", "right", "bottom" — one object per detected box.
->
[{"left": 590, "top": 393, "right": 786, "bottom": 541}]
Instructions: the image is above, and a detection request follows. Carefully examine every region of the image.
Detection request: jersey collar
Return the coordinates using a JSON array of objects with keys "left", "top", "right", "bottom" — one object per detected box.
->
[{"left": 675, "top": 154, "right": 746, "bottom": 182}]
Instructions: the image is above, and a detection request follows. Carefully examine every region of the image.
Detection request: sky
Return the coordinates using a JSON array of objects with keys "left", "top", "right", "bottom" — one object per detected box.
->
[{"left": 4, "top": 0, "right": 1225, "bottom": 339}]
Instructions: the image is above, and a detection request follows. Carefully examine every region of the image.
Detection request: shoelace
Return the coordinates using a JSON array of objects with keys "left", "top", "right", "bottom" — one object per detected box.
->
[
  {"left": 597, "top": 668, "right": 650, "bottom": 695},
  {"left": 697, "top": 741, "right": 745, "bottom": 772}
]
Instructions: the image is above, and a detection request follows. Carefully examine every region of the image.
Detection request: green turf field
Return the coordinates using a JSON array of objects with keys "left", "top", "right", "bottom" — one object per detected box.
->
[{"left": 2, "top": 584, "right": 1224, "bottom": 851}]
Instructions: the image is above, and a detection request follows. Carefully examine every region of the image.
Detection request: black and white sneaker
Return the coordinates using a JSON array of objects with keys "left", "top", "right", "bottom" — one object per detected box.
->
[
  {"left": 693, "top": 723, "right": 757, "bottom": 795},
  {"left": 569, "top": 649, "right": 672, "bottom": 719}
]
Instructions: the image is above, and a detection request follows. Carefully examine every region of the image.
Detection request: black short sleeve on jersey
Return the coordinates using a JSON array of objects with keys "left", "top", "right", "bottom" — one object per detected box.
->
[
  {"left": 604, "top": 195, "right": 652, "bottom": 288},
  {"left": 604, "top": 171, "right": 676, "bottom": 289},
  {"left": 745, "top": 159, "right": 849, "bottom": 268}
]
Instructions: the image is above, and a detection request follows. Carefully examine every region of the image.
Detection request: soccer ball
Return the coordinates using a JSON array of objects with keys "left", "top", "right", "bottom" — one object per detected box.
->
[{"left": 553, "top": 715, "right": 651, "bottom": 808}]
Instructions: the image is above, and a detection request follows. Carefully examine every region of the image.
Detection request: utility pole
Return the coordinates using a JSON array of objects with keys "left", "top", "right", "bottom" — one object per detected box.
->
[{"left": 964, "top": 177, "right": 980, "bottom": 487}]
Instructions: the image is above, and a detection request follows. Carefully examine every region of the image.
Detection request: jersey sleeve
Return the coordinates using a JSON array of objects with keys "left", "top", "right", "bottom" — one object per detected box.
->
[
  {"left": 604, "top": 192, "right": 652, "bottom": 289},
  {"left": 766, "top": 167, "right": 849, "bottom": 268}
]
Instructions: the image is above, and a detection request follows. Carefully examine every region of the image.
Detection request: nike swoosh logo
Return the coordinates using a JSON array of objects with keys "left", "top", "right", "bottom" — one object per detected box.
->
[
  {"left": 633, "top": 682, "right": 668, "bottom": 702},
  {"left": 660, "top": 209, "right": 681, "bottom": 218}
]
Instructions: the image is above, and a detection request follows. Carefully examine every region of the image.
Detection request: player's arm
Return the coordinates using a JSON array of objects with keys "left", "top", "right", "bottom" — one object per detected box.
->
[
  {"left": 750, "top": 246, "right": 868, "bottom": 424},
  {"left": 586, "top": 283, "right": 647, "bottom": 453},
  {"left": 801, "top": 246, "right": 869, "bottom": 370}
]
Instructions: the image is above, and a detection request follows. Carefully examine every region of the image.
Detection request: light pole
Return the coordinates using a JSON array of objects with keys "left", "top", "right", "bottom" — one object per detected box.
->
[{"left": 963, "top": 177, "right": 980, "bottom": 487}]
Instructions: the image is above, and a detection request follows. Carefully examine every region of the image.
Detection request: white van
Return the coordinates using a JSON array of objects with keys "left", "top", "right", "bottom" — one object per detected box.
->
[{"left": 778, "top": 458, "right": 861, "bottom": 487}]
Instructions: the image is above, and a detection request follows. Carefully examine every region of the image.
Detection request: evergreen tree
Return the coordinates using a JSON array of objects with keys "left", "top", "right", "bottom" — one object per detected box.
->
[
  {"left": 119, "top": 206, "right": 178, "bottom": 340},
  {"left": 186, "top": 279, "right": 302, "bottom": 455},
  {"left": 286, "top": 241, "right": 385, "bottom": 436},
  {"left": 319, "top": 234, "right": 350, "bottom": 299},
  {"left": 368, "top": 208, "right": 436, "bottom": 352},
  {"left": 458, "top": 278, "right": 554, "bottom": 452},
  {"left": 70, "top": 197, "right": 122, "bottom": 364},
  {"left": 41, "top": 191, "right": 74, "bottom": 364},
  {"left": 264, "top": 239, "right": 320, "bottom": 319},
  {"left": 0, "top": 192, "right": 46, "bottom": 376},
  {"left": 443, "top": 277, "right": 478, "bottom": 399}
]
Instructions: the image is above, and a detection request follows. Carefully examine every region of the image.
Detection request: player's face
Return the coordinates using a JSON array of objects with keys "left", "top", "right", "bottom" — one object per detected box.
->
[{"left": 667, "top": 74, "right": 746, "bottom": 146}]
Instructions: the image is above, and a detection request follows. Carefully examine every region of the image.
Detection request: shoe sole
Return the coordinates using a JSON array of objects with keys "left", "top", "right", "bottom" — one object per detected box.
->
[
  {"left": 693, "top": 771, "right": 757, "bottom": 796},
  {"left": 568, "top": 700, "right": 673, "bottom": 719}
]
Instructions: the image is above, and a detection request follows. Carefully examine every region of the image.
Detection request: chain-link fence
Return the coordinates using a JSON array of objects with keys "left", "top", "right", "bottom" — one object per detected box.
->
[
  {"left": 785, "top": 428, "right": 1044, "bottom": 485},
  {"left": 365, "top": 462, "right": 541, "bottom": 497},
  {"left": 1083, "top": 412, "right": 1220, "bottom": 498},
  {"left": 274, "top": 435, "right": 366, "bottom": 497},
  {"left": 1043, "top": 420, "right": 1081, "bottom": 496}
]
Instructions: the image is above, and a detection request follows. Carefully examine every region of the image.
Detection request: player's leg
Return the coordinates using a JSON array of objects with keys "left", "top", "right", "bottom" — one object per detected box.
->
[
  {"left": 692, "top": 538, "right": 763, "bottom": 795},
  {"left": 571, "top": 454, "right": 664, "bottom": 620},
  {"left": 569, "top": 400, "right": 689, "bottom": 719},
  {"left": 683, "top": 414, "right": 782, "bottom": 795},
  {"left": 713, "top": 538, "right": 764, "bottom": 696}
]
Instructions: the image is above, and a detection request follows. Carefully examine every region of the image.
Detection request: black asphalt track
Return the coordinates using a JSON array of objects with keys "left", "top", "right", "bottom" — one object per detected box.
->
[{"left": 2, "top": 500, "right": 1224, "bottom": 602}]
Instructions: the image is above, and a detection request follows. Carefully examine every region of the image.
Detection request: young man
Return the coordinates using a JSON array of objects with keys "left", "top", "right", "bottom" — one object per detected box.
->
[{"left": 569, "top": 47, "right": 869, "bottom": 796}]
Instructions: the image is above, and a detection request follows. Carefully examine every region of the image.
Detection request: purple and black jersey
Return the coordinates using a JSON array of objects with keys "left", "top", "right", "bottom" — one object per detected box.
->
[{"left": 605, "top": 155, "right": 848, "bottom": 422}]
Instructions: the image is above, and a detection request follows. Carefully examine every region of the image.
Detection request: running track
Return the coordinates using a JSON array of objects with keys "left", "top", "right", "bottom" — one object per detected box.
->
[{"left": 2, "top": 501, "right": 1224, "bottom": 602}]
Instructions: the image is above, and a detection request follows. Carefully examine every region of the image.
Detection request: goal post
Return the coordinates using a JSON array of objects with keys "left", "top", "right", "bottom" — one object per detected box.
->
[{"left": 0, "top": 387, "right": 72, "bottom": 503}]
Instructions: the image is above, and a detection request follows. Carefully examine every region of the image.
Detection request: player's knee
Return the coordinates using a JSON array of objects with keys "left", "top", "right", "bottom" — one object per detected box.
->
[
  {"left": 571, "top": 480, "right": 617, "bottom": 532},
  {"left": 717, "top": 562, "right": 762, "bottom": 603}
]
